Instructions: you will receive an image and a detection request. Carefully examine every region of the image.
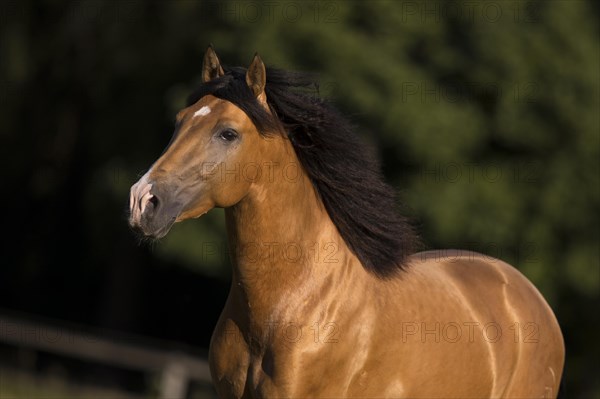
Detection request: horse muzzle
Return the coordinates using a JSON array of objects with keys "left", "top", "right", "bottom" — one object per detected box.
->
[{"left": 128, "top": 176, "right": 183, "bottom": 239}]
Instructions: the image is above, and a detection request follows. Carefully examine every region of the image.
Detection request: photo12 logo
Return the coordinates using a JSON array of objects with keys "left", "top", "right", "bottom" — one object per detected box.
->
[
  {"left": 400, "top": 321, "right": 539, "bottom": 344},
  {"left": 401, "top": 81, "right": 540, "bottom": 104},
  {"left": 399, "top": 1, "right": 541, "bottom": 24},
  {"left": 194, "top": 161, "right": 303, "bottom": 183},
  {"left": 208, "top": 1, "right": 340, "bottom": 24},
  {"left": 200, "top": 241, "right": 340, "bottom": 265}
]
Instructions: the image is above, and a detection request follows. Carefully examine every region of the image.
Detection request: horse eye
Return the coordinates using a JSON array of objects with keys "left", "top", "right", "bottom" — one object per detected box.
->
[{"left": 219, "top": 129, "right": 239, "bottom": 142}]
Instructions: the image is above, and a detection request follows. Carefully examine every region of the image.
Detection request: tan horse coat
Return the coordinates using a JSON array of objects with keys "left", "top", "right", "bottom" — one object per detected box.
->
[{"left": 129, "top": 48, "right": 564, "bottom": 398}]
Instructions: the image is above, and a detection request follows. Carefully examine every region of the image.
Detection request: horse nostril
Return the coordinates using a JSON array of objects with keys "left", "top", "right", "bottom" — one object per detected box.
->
[{"left": 140, "top": 192, "right": 159, "bottom": 215}]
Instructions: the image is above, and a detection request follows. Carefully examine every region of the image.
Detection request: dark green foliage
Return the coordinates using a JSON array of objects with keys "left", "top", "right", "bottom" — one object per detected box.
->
[{"left": 0, "top": 0, "right": 597, "bottom": 395}]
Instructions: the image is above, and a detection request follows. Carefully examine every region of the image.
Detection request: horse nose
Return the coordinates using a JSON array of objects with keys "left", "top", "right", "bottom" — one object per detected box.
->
[
  {"left": 128, "top": 176, "right": 182, "bottom": 238},
  {"left": 129, "top": 177, "right": 157, "bottom": 225}
]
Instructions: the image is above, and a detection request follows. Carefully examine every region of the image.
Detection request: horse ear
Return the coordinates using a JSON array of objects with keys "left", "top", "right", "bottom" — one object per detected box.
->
[
  {"left": 246, "top": 53, "right": 266, "bottom": 98},
  {"left": 202, "top": 45, "right": 224, "bottom": 83}
]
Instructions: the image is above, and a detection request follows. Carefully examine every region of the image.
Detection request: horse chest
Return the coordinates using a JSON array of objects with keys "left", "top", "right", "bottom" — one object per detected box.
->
[{"left": 211, "top": 328, "right": 352, "bottom": 397}]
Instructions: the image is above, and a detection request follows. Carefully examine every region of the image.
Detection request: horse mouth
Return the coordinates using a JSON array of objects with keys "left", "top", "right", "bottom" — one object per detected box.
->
[
  {"left": 128, "top": 198, "right": 182, "bottom": 240},
  {"left": 129, "top": 215, "right": 177, "bottom": 241}
]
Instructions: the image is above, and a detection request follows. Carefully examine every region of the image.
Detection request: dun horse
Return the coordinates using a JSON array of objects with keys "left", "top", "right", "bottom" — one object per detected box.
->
[{"left": 129, "top": 47, "right": 564, "bottom": 398}]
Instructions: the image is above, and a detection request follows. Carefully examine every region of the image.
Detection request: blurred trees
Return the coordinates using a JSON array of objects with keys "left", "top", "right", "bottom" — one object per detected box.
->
[{"left": 1, "top": 0, "right": 598, "bottom": 396}]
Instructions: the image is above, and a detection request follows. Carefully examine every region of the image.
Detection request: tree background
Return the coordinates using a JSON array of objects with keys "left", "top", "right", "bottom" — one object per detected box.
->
[{"left": 1, "top": 0, "right": 598, "bottom": 396}]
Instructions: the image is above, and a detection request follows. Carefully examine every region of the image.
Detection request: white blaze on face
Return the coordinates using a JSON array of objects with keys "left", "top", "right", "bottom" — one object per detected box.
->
[{"left": 193, "top": 106, "right": 211, "bottom": 118}]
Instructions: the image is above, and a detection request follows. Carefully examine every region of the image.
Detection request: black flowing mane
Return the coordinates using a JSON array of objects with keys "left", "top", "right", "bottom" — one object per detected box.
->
[{"left": 188, "top": 66, "right": 420, "bottom": 277}]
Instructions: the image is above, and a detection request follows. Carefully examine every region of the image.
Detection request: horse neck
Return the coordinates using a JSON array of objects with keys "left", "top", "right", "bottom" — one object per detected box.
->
[{"left": 223, "top": 139, "right": 365, "bottom": 327}]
